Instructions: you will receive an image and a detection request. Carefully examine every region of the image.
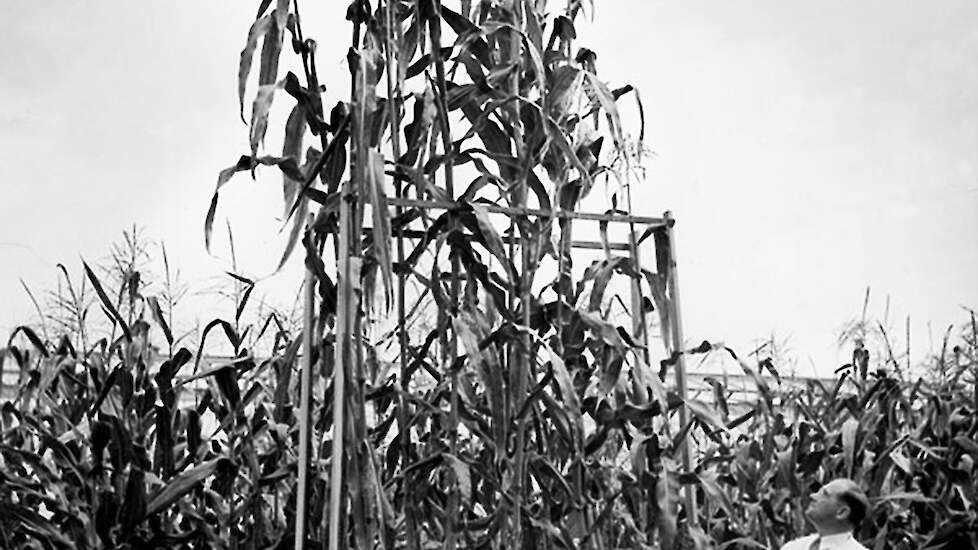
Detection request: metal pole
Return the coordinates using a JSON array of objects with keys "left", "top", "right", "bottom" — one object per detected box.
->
[
  {"left": 329, "top": 179, "right": 353, "bottom": 550},
  {"left": 663, "top": 211, "right": 698, "bottom": 524},
  {"left": 295, "top": 222, "right": 315, "bottom": 550},
  {"left": 382, "top": 196, "right": 667, "bottom": 226},
  {"left": 625, "top": 206, "right": 652, "bottom": 403},
  {"left": 382, "top": 0, "right": 419, "bottom": 547}
]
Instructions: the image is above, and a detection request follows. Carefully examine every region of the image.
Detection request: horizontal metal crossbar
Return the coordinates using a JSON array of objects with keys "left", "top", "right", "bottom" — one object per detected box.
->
[
  {"left": 363, "top": 228, "right": 634, "bottom": 251},
  {"left": 384, "top": 197, "right": 669, "bottom": 227}
]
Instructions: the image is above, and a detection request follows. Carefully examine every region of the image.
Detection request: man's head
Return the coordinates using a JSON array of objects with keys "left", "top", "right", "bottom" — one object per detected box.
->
[{"left": 805, "top": 478, "right": 870, "bottom": 535}]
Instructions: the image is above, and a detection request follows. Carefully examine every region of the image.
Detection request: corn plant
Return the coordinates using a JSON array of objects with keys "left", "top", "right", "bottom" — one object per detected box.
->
[
  {"left": 205, "top": 1, "right": 978, "bottom": 548},
  {"left": 1, "top": 236, "right": 308, "bottom": 548},
  {"left": 669, "top": 317, "right": 978, "bottom": 550},
  {"left": 206, "top": 0, "right": 688, "bottom": 548},
  {"left": 4, "top": 1, "right": 977, "bottom": 549}
]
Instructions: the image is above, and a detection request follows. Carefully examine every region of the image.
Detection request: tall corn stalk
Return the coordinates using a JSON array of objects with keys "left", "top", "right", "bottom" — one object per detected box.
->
[{"left": 205, "top": 1, "right": 703, "bottom": 547}]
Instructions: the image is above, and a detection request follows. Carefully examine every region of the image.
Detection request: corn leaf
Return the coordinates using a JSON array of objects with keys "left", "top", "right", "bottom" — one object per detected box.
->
[
  {"left": 83, "top": 261, "right": 130, "bottom": 341},
  {"left": 444, "top": 453, "right": 472, "bottom": 507},
  {"left": 467, "top": 201, "right": 515, "bottom": 280},
  {"left": 144, "top": 457, "right": 226, "bottom": 517},
  {"left": 205, "top": 155, "right": 252, "bottom": 252},
  {"left": 259, "top": 10, "right": 282, "bottom": 88},
  {"left": 146, "top": 296, "right": 173, "bottom": 347},
  {"left": 578, "top": 310, "right": 627, "bottom": 349},
  {"left": 250, "top": 79, "right": 286, "bottom": 157},
  {"left": 281, "top": 104, "right": 308, "bottom": 216},
  {"left": 8, "top": 326, "right": 48, "bottom": 357},
  {"left": 367, "top": 150, "right": 393, "bottom": 309},
  {"left": 238, "top": 14, "right": 274, "bottom": 121}
]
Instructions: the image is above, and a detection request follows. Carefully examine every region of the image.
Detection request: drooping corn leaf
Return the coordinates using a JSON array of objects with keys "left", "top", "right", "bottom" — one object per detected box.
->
[
  {"left": 144, "top": 457, "right": 227, "bottom": 517},
  {"left": 238, "top": 14, "right": 274, "bottom": 121},
  {"left": 259, "top": 9, "right": 283, "bottom": 89},
  {"left": 7, "top": 325, "right": 48, "bottom": 357},
  {"left": 146, "top": 296, "right": 173, "bottom": 347},
  {"left": 250, "top": 78, "right": 287, "bottom": 157},
  {"left": 467, "top": 202, "right": 515, "bottom": 280},
  {"left": 83, "top": 261, "right": 131, "bottom": 341},
  {"left": 281, "top": 104, "right": 308, "bottom": 217}
]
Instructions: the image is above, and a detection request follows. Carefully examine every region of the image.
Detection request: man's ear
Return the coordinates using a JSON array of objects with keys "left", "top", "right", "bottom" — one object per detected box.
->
[{"left": 835, "top": 504, "right": 851, "bottom": 523}]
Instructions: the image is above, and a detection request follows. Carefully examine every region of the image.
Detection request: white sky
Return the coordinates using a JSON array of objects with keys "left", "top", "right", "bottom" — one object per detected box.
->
[{"left": 1, "top": 1, "right": 976, "bottom": 375}]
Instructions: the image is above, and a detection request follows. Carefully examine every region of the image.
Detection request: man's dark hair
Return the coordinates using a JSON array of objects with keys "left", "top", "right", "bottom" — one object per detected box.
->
[{"left": 837, "top": 485, "right": 870, "bottom": 528}]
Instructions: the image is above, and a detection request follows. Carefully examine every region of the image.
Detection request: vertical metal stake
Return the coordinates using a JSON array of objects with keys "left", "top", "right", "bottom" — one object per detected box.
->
[
  {"left": 663, "top": 211, "right": 698, "bottom": 525},
  {"left": 329, "top": 183, "right": 353, "bottom": 550},
  {"left": 627, "top": 225, "right": 652, "bottom": 398},
  {"left": 296, "top": 223, "right": 316, "bottom": 550}
]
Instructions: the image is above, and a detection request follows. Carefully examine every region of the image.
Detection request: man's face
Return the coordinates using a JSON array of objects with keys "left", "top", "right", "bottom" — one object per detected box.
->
[{"left": 805, "top": 479, "right": 850, "bottom": 526}]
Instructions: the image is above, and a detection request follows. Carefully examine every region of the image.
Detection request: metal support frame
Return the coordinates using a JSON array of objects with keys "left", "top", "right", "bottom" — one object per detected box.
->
[
  {"left": 280, "top": 1, "right": 697, "bottom": 545},
  {"left": 361, "top": 227, "right": 641, "bottom": 251},
  {"left": 295, "top": 222, "right": 316, "bottom": 550},
  {"left": 664, "top": 211, "right": 697, "bottom": 525},
  {"left": 385, "top": 196, "right": 667, "bottom": 226},
  {"left": 296, "top": 201, "right": 694, "bottom": 545}
]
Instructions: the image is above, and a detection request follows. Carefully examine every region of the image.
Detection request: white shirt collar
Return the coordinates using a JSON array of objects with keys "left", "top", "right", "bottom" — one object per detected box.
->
[{"left": 817, "top": 532, "right": 855, "bottom": 548}]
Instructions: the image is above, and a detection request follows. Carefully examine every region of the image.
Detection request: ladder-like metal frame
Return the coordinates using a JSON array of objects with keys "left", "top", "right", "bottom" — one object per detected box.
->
[{"left": 293, "top": 195, "right": 697, "bottom": 549}]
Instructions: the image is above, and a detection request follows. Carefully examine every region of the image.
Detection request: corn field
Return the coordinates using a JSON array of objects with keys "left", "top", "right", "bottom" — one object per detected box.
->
[{"left": 2, "top": 1, "right": 977, "bottom": 549}]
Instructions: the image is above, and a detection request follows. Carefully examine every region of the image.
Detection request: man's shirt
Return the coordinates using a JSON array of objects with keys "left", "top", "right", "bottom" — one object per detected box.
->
[{"left": 780, "top": 532, "right": 868, "bottom": 550}]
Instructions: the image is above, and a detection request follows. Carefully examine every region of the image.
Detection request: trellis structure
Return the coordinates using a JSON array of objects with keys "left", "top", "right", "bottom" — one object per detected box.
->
[
  {"left": 296, "top": 176, "right": 696, "bottom": 548},
  {"left": 220, "top": 1, "right": 704, "bottom": 548},
  {"left": 294, "top": 200, "right": 696, "bottom": 549}
]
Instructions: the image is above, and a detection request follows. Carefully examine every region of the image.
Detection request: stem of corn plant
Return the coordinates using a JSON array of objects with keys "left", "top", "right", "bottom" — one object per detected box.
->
[
  {"left": 325, "top": 9, "right": 369, "bottom": 547},
  {"left": 383, "top": 1, "right": 420, "bottom": 548},
  {"left": 291, "top": 2, "right": 350, "bottom": 545},
  {"left": 345, "top": 13, "right": 373, "bottom": 547},
  {"left": 161, "top": 243, "right": 176, "bottom": 357},
  {"left": 971, "top": 311, "right": 977, "bottom": 409},
  {"left": 227, "top": 221, "right": 245, "bottom": 338},
  {"left": 426, "top": 2, "right": 461, "bottom": 547},
  {"left": 508, "top": 2, "right": 530, "bottom": 546}
]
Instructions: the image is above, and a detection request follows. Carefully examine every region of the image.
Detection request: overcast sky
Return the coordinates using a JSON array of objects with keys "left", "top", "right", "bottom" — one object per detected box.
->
[{"left": 1, "top": 1, "right": 976, "bottom": 375}]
